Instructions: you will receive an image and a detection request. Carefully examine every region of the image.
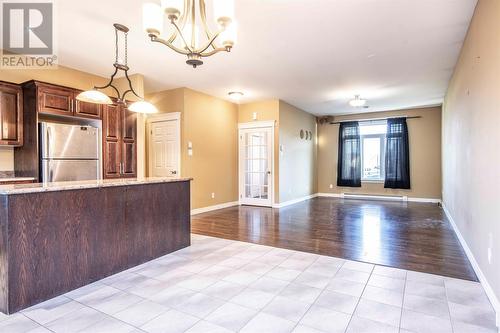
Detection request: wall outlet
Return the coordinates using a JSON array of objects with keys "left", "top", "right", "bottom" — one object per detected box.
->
[
  {"left": 211, "top": 192, "right": 215, "bottom": 199},
  {"left": 329, "top": 184, "right": 333, "bottom": 189},
  {"left": 188, "top": 149, "right": 193, "bottom": 156}
]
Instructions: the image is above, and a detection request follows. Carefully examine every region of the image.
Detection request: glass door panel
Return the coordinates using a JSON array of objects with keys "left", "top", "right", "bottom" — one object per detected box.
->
[{"left": 239, "top": 126, "right": 273, "bottom": 206}]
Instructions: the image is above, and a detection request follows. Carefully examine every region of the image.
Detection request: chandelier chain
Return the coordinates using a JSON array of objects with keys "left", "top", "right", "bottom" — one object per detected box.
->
[
  {"left": 114, "top": 27, "right": 118, "bottom": 64},
  {"left": 125, "top": 31, "right": 128, "bottom": 66}
]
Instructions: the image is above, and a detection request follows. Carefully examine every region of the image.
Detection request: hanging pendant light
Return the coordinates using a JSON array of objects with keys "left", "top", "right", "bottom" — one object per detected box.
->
[
  {"left": 142, "top": 0, "right": 237, "bottom": 68},
  {"left": 76, "top": 90, "right": 113, "bottom": 105},
  {"left": 76, "top": 24, "right": 158, "bottom": 114},
  {"left": 349, "top": 95, "right": 367, "bottom": 107}
]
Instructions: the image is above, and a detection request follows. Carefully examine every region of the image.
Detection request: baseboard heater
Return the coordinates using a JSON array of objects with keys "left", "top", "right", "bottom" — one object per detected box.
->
[{"left": 341, "top": 193, "right": 408, "bottom": 202}]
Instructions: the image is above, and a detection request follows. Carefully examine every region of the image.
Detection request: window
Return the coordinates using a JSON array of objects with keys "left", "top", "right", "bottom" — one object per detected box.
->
[{"left": 359, "top": 122, "right": 387, "bottom": 182}]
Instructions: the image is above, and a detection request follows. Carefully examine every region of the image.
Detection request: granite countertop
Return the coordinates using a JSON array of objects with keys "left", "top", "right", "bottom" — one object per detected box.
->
[{"left": 0, "top": 177, "right": 192, "bottom": 195}]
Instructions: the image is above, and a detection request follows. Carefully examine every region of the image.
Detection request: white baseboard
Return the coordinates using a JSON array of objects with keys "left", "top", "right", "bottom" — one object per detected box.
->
[
  {"left": 317, "top": 193, "right": 440, "bottom": 204},
  {"left": 407, "top": 197, "right": 441, "bottom": 203},
  {"left": 273, "top": 193, "right": 318, "bottom": 208},
  {"left": 191, "top": 201, "right": 239, "bottom": 215},
  {"left": 442, "top": 204, "right": 500, "bottom": 327},
  {"left": 317, "top": 192, "right": 342, "bottom": 198}
]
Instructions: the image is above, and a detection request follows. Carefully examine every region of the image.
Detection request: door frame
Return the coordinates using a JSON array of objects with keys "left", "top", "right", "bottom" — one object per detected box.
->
[
  {"left": 238, "top": 120, "right": 276, "bottom": 207},
  {"left": 146, "top": 112, "right": 181, "bottom": 178}
]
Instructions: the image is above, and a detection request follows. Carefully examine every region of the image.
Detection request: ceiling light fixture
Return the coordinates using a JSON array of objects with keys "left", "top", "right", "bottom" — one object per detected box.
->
[
  {"left": 76, "top": 24, "right": 158, "bottom": 114},
  {"left": 143, "top": 0, "right": 237, "bottom": 68},
  {"left": 349, "top": 95, "right": 367, "bottom": 107},
  {"left": 228, "top": 91, "right": 243, "bottom": 101}
]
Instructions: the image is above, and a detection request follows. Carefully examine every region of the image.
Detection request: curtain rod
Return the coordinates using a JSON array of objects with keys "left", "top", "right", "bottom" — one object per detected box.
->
[{"left": 329, "top": 115, "right": 421, "bottom": 125}]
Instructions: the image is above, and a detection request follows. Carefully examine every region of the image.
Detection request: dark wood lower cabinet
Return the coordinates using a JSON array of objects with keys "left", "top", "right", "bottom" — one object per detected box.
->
[{"left": 0, "top": 180, "right": 191, "bottom": 314}]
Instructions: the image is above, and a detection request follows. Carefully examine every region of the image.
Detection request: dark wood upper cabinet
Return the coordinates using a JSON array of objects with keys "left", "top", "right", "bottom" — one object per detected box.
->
[
  {"left": 37, "top": 84, "right": 74, "bottom": 116},
  {"left": 74, "top": 93, "right": 102, "bottom": 120},
  {"left": 102, "top": 103, "right": 136, "bottom": 179},
  {"left": 0, "top": 82, "right": 23, "bottom": 146},
  {"left": 103, "top": 104, "right": 121, "bottom": 140},
  {"left": 31, "top": 82, "right": 103, "bottom": 120},
  {"left": 122, "top": 107, "right": 137, "bottom": 141},
  {"left": 15, "top": 80, "right": 137, "bottom": 181}
]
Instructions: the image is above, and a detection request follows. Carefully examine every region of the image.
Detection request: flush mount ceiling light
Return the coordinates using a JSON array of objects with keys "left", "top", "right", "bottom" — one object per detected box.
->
[
  {"left": 143, "top": 0, "right": 237, "bottom": 68},
  {"left": 349, "top": 95, "right": 368, "bottom": 108},
  {"left": 76, "top": 24, "right": 158, "bottom": 114},
  {"left": 228, "top": 91, "right": 243, "bottom": 101}
]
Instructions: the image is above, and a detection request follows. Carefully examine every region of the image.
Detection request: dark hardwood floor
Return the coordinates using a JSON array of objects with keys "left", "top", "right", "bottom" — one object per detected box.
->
[{"left": 191, "top": 197, "right": 477, "bottom": 281}]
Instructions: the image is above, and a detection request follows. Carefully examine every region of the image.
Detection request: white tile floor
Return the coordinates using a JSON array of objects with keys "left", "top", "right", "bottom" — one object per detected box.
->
[{"left": 1, "top": 234, "right": 497, "bottom": 333}]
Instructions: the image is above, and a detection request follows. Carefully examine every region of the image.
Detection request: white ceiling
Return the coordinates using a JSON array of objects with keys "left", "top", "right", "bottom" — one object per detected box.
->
[{"left": 57, "top": 0, "right": 477, "bottom": 115}]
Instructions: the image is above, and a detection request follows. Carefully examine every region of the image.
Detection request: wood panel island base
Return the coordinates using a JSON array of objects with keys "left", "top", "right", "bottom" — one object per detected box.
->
[{"left": 0, "top": 178, "right": 191, "bottom": 314}]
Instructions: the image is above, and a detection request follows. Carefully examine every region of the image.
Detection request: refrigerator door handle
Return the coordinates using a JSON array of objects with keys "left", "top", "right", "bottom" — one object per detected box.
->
[{"left": 46, "top": 126, "right": 51, "bottom": 158}]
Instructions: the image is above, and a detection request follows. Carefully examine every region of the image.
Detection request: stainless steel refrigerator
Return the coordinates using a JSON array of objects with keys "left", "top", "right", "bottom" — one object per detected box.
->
[{"left": 40, "top": 122, "right": 101, "bottom": 182}]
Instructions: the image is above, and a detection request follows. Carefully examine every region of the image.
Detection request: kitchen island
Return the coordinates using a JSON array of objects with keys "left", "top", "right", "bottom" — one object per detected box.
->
[{"left": 0, "top": 177, "right": 191, "bottom": 314}]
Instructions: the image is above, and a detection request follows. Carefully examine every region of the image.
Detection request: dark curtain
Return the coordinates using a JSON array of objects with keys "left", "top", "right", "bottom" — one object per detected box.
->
[
  {"left": 384, "top": 118, "right": 411, "bottom": 189},
  {"left": 337, "top": 121, "right": 361, "bottom": 187}
]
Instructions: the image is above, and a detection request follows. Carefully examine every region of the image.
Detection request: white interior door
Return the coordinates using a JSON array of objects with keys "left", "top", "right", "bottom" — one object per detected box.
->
[
  {"left": 148, "top": 119, "right": 180, "bottom": 178},
  {"left": 239, "top": 125, "right": 274, "bottom": 207}
]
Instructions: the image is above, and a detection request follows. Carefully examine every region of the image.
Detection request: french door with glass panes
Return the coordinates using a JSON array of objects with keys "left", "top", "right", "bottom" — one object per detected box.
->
[{"left": 238, "top": 123, "right": 274, "bottom": 207}]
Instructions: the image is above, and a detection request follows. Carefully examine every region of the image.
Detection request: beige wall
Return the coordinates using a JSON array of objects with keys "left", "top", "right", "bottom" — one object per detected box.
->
[
  {"left": 0, "top": 66, "right": 147, "bottom": 176},
  {"left": 238, "top": 100, "right": 281, "bottom": 203},
  {"left": 0, "top": 65, "right": 108, "bottom": 90},
  {"left": 184, "top": 88, "right": 238, "bottom": 209},
  {"left": 279, "top": 101, "right": 317, "bottom": 203},
  {"left": 317, "top": 107, "right": 442, "bottom": 199},
  {"left": 443, "top": 0, "right": 500, "bottom": 311},
  {"left": 147, "top": 88, "right": 239, "bottom": 210},
  {"left": 0, "top": 147, "right": 14, "bottom": 171}
]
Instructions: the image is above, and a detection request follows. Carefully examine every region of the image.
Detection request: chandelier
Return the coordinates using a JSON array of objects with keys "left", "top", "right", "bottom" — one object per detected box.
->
[
  {"left": 143, "top": 0, "right": 236, "bottom": 68},
  {"left": 76, "top": 24, "right": 158, "bottom": 114}
]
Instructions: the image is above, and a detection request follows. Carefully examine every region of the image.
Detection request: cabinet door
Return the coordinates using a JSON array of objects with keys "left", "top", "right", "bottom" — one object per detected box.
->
[
  {"left": 121, "top": 106, "right": 137, "bottom": 178},
  {"left": 102, "top": 104, "right": 122, "bottom": 179},
  {"left": 74, "top": 92, "right": 102, "bottom": 119},
  {"left": 38, "top": 85, "right": 74, "bottom": 116},
  {"left": 0, "top": 83, "right": 23, "bottom": 146}
]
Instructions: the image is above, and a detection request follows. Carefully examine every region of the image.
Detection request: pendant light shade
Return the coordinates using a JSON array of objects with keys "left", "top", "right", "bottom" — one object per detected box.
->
[
  {"left": 349, "top": 95, "right": 367, "bottom": 107},
  {"left": 219, "top": 21, "right": 237, "bottom": 48},
  {"left": 76, "top": 90, "right": 113, "bottom": 105},
  {"left": 214, "top": 0, "right": 235, "bottom": 26},
  {"left": 128, "top": 100, "right": 159, "bottom": 114},
  {"left": 161, "top": 0, "right": 183, "bottom": 19},
  {"left": 143, "top": 2, "right": 163, "bottom": 37}
]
